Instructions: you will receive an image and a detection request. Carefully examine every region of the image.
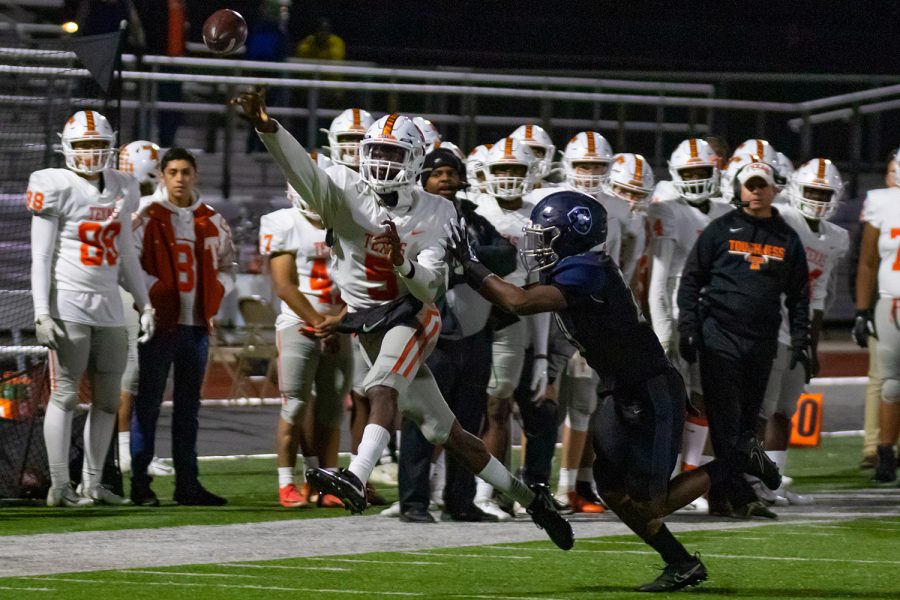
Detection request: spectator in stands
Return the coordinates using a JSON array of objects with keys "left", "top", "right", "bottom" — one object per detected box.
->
[
  {"left": 130, "top": 148, "right": 236, "bottom": 506},
  {"left": 395, "top": 148, "right": 516, "bottom": 523},
  {"left": 295, "top": 18, "right": 345, "bottom": 61}
]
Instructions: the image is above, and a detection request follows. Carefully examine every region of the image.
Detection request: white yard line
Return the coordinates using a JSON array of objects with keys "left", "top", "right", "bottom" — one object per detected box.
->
[
  {"left": 304, "top": 557, "right": 446, "bottom": 565},
  {"left": 20, "top": 577, "right": 426, "bottom": 595},
  {"left": 215, "top": 563, "right": 349, "bottom": 572}
]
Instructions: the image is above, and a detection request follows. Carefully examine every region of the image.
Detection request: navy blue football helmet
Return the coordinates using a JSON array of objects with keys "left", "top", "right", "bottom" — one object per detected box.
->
[{"left": 521, "top": 190, "right": 608, "bottom": 271}]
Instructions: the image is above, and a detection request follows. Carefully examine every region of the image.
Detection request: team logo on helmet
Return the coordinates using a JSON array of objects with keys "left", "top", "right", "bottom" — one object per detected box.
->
[{"left": 568, "top": 206, "right": 592, "bottom": 235}]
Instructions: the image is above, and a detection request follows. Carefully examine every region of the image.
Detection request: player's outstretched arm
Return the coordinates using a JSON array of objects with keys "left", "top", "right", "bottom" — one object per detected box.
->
[{"left": 446, "top": 222, "right": 566, "bottom": 315}]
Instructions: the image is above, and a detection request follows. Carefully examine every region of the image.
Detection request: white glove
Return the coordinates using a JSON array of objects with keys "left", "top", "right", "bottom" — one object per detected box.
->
[
  {"left": 35, "top": 314, "right": 64, "bottom": 350},
  {"left": 530, "top": 356, "right": 549, "bottom": 403},
  {"left": 137, "top": 306, "right": 156, "bottom": 344}
]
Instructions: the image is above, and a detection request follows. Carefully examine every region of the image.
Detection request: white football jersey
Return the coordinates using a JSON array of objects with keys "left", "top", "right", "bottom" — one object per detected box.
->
[
  {"left": 862, "top": 187, "right": 900, "bottom": 298},
  {"left": 776, "top": 204, "right": 849, "bottom": 344},
  {"left": 600, "top": 192, "right": 647, "bottom": 283},
  {"left": 651, "top": 179, "right": 680, "bottom": 204},
  {"left": 259, "top": 126, "right": 455, "bottom": 312},
  {"left": 27, "top": 167, "right": 140, "bottom": 326},
  {"left": 475, "top": 192, "right": 536, "bottom": 287},
  {"left": 259, "top": 208, "right": 343, "bottom": 329},
  {"left": 525, "top": 185, "right": 623, "bottom": 266}
]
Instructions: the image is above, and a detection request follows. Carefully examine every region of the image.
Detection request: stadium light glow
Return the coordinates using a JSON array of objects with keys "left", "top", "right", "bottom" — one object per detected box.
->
[{"left": 62, "top": 22, "right": 78, "bottom": 34}]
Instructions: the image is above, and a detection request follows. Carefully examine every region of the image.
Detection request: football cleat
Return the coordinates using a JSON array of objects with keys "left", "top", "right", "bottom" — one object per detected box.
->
[
  {"left": 873, "top": 445, "right": 898, "bottom": 484},
  {"left": 173, "top": 483, "right": 227, "bottom": 506},
  {"left": 380, "top": 501, "right": 402, "bottom": 517},
  {"left": 637, "top": 554, "right": 708, "bottom": 593},
  {"left": 148, "top": 457, "right": 175, "bottom": 477},
  {"left": 279, "top": 483, "right": 309, "bottom": 508},
  {"left": 306, "top": 467, "right": 367, "bottom": 514},
  {"left": 742, "top": 435, "right": 782, "bottom": 490},
  {"left": 82, "top": 483, "right": 131, "bottom": 506},
  {"left": 732, "top": 500, "right": 777, "bottom": 520},
  {"left": 474, "top": 498, "right": 513, "bottom": 522},
  {"left": 567, "top": 490, "right": 605, "bottom": 514},
  {"left": 47, "top": 484, "right": 94, "bottom": 508},
  {"left": 318, "top": 493, "right": 345, "bottom": 508},
  {"left": 675, "top": 495, "right": 710, "bottom": 514},
  {"left": 526, "top": 483, "right": 574, "bottom": 551}
]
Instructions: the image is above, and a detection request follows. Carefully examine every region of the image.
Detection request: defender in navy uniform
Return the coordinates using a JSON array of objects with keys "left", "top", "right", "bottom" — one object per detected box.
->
[{"left": 448, "top": 190, "right": 780, "bottom": 593}]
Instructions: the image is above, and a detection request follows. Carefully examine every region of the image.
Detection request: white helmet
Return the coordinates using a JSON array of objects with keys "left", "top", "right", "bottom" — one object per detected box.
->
[
  {"left": 412, "top": 117, "right": 441, "bottom": 147},
  {"left": 563, "top": 131, "right": 614, "bottom": 195},
  {"left": 60, "top": 110, "right": 116, "bottom": 175},
  {"left": 118, "top": 140, "right": 160, "bottom": 185},
  {"left": 721, "top": 153, "right": 758, "bottom": 203},
  {"left": 775, "top": 151, "right": 795, "bottom": 182},
  {"left": 732, "top": 138, "right": 778, "bottom": 168},
  {"left": 484, "top": 137, "right": 537, "bottom": 200},
  {"left": 358, "top": 114, "right": 426, "bottom": 194},
  {"left": 427, "top": 140, "right": 466, "bottom": 162},
  {"left": 789, "top": 158, "right": 843, "bottom": 220},
  {"left": 510, "top": 123, "right": 556, "bottom": 180},
  {"left": 286, "top": 184, "right": 322, "bottom": 223},
  {"left": 604, "top": 153, "right": 655, "bottom": 209},
  {"left": 325, "top": 108, "right": 374, "bottom": 168},
  {"left": 668, "top": 138, "right": 720, "bottom": 203},
  {"left": 466, "top": 143, "right": 493, "bottom": 192}
]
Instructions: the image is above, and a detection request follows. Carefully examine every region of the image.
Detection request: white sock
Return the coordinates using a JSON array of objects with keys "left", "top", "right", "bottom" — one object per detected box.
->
[
  {"left": 44, "top": 403, "right": 73, "bottom": 490},
  {"left": 767, "top": 450, "right": 788, "bottom": 474},
  {"left": 681, "top": 416, "right": 709, "bottom": 470},
  {"left": 305, "top": 455, "right": 319, "bottom": 470},
  {"left": 82, "top": 409, "right": 115, "bottom": 491},
  {"left": 118, "top": 431, "right": 131, "bottom": 473},
  {"left": 475, "top": 477, "right": 494, "bottom": 502},
  {"left": 558, "top": 468, "right": 576, "bottom": 494},
  {"left": 477, "top": 456, "right": 533, "bottom": 507},
  {"left": 278, "top": 467, "right": 294, "bottom": 488},
  {"left": 348, "top": 424, "right": 391, "bottom": 484},
  {"left": 577, "top": 467, "right": 593, "bottom": 483},
  {"left": 430, "top": 452, "right": 446, "bottom": 499}
]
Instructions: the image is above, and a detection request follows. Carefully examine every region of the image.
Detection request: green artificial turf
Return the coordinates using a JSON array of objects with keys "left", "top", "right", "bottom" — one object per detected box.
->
[
  {"left": 0, "top": 435, "right": 870, "bottom": 537},
  {"left": 3, "top": 517, "right": 899, "bottom": 599}
]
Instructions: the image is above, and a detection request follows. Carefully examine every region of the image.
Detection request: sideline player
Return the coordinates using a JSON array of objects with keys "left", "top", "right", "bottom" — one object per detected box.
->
[
  {"left": 448, "top": 190, "right": 780, "bottom": 591},
  {"left": 646, "top": 139, "right": 732, "bottom": 512},
  {"left": 233, "top": 89, "right": 573, "bottom": 550},
  {"left": 29, "top": 110, "right": 154, "bottom": 506},
  {"left": 759, "top": 158, "right": 848, "bottom": 502},
  {"left": 260, "top": 184, "right": 352, "bottom": 508}
]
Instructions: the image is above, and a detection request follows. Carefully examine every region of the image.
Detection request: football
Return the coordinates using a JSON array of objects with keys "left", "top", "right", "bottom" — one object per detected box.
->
[{"left": 202, "top": 9, "right": 248, "bottom": 56}]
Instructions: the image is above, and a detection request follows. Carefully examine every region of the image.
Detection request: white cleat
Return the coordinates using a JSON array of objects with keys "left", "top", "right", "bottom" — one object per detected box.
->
[
  {"left": 781, "top": 488, "right": 813, "bottom": 506},
  {"left": 84, "top": 484, "right": 132, "bottom": 506},
  {"left": 380, "top": 501, "right": 401, "bottom": 517},
  {"left": 47, "top": 484, "right": 94, "bottom": 508},
  {"left": 148, "top": 457, "right": 174, "bottom": 477},
  {"left": 369, "top": 463, "right": 398, "bottom": 486},
  {"left": 675, "top": 495, "right": 709, "bottom": 514},
  {"left": 475, "top": 498, "right": 512, "bottom": 521}
]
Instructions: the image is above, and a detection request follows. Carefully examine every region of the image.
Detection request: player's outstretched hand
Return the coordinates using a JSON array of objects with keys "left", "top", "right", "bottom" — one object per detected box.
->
[
  {"left": 444, "top": 219, "right": 479, "bottom": 265},
  {"left": 137, "top": 306, "right": 156, "bottom": 344},
  {"left": 229, "top": 87, "right": 276, "bottom": 132},
  {"left": 35, "top": 314, "right": 64, "bottom": 350},
  {"left": 373, "top": 220, "right": 404, "bottom": 267}
]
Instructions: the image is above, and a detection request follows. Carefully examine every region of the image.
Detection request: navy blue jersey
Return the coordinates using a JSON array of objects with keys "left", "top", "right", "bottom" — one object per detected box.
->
[{"left": 545, "top": 252, "right": 670, "bottom": 383}]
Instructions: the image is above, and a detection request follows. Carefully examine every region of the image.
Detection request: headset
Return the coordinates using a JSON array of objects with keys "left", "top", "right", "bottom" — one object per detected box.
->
[{"left": 730, "top": 162, "right": 787, "bottom": 209}]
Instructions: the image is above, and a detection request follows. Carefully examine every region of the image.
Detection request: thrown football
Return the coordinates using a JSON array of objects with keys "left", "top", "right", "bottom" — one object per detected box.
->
[{"left": 202, "top": 9, "right": 248, "bottom": 56}]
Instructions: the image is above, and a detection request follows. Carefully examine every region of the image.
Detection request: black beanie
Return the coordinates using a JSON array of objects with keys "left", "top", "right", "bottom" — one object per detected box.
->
[{"left": 419, "top": 147, "right": 466, "bottom": 186}]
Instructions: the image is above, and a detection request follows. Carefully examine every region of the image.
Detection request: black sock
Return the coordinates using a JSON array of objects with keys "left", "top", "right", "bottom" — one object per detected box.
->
[
  {"left": 699, "top": 458, "right": 730, "bottom": 488},
  {"left": 646, "top": 524, "right": 692, "bottom": 565}
]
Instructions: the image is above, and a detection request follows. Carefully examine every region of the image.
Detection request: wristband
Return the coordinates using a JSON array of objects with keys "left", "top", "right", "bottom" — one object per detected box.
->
[
  {"left": 462, "top": 260, "right": 493, "bottom": 290},
  {"left": 533, "top": 354, "right": 548, "bottom": 359},
  {"left": 396, "top": 257, "right": 415, "bottom": 279}
]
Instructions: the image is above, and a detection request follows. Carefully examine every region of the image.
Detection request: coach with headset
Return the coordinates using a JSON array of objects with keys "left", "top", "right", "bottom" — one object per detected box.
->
[{"left": 677, "top": 161, "right": 810, "bottom": 519}]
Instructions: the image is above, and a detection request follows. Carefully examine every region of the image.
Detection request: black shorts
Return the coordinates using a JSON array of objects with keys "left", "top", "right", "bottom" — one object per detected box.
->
[{"left": 591, "top": 366, "right": 686, "bottom": 502}]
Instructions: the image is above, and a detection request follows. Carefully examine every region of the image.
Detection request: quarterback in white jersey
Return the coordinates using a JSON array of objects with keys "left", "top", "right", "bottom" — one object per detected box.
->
[
  {"left": 856, "top": 157, "right": 900, "bottom": 483},
  {"left": 236, "top": 90, "right": 572, "bottom": 548},
  {"left": 29, "top": 110, "right": 153, "bottom": 507},
  {"left": 761, "top": 158, "right": 849, "bottom": 500},
  {"left": 260, "top": 188, "right": 352, "bottom": 508}
]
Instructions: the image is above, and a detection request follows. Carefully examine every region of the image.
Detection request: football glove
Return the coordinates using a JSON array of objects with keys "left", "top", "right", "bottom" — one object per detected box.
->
[
  {"left": 789, "top": 345, "right": 812, "bottom": 384},
  {"left": 35, "top": 314, "right": 64, "bottom": 350},
  {"left": 851, "top": 308, "right": 876, "bottom": 348},
  {"left": 137, "top": 306, "right": 156, "bottom": 344}
]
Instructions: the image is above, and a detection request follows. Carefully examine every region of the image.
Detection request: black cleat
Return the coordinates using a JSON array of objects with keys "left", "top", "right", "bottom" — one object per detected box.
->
[
  {"left": 526, "top": 483, "right": 574, "bottom": 551},
  {"left": 637, "top": 554, "right": 708, "bottom": 592},
  {"left": 174, "top": 483, "right": 227, "bottom": 506},
  {"left": 130, "top": 477, "right": 160, "bottom": 507},
  {"left": 873, "top": 445, "right": 897, "bottom": 484},
  {"left": 306, "top": 467, "right": 367, "bottom": 514},
  {"left": 732, "top": 500, "right": 777, "bottom": 520},
  {"left": 742, "top": 435, "right": 782, "bottom": 490}
]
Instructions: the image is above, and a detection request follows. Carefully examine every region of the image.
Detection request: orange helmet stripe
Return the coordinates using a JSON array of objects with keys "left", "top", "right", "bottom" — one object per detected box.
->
[
  {"left": 689, "top": 138, "right": 698, "bottom": 158},
  {"left": 755, "top": 139, "right": 764, "bottom": 158},
  {"left": 586, "top": 133, "right": 596, "bottom": 155},
  {"left": 525, "top": 124, "right": 533, "bottom": 140},
  {"left": 503, "top": 137, "right": 514, "bottom": 158},
  {"left": 817, "top": 158, "right": 827, "bottom": 179},
  {"left": 352, "top": 108, "right": 361, "bottom": 129},
  {"left": 85, "top": 110, "right": 95, "bottom": 132},
  {"left": 634, "top": 155, "right": 643, "bottom": 180},
  {"left": 382, "top": 114, "right": 399, "bottom": 137}
]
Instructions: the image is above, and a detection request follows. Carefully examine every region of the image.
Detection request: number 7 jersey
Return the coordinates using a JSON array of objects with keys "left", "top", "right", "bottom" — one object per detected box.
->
[
  {"left": 259, "top": 208, "right": 343, "bottom": 328},
  {"left": 27, "top": 167, "right": 140, "bottom": 325}
]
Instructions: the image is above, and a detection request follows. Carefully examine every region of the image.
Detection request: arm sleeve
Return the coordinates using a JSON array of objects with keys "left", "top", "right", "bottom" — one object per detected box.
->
[
  {"left": 216, "top": 216, "right": 237, "bottom": 297},
  {"left": 399, "top": 240, "right": 449, "bottom": 304},
  {"left": 785, "top": 234, "right": 811, "bottom": 348},
  {"left": 527, "top": 311, "right": 550, "bottom": 356},
  {"left": 117, "top": 217, "right": 151, "bottom": 309},
  {"left": 546, "top": 319, "right": 577, "bottom": 383},
  {"left": 676, "top": 226, "right": 714, "bottom": 339},
  {"left": 648, "top": 236, "right": 677, "bottom": 347},
  {"left": 30, "top": 214, "right": 58, "bottom": 317},
  {"left": 257, "top": 122, "right": 344, "bottom": 227}
]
